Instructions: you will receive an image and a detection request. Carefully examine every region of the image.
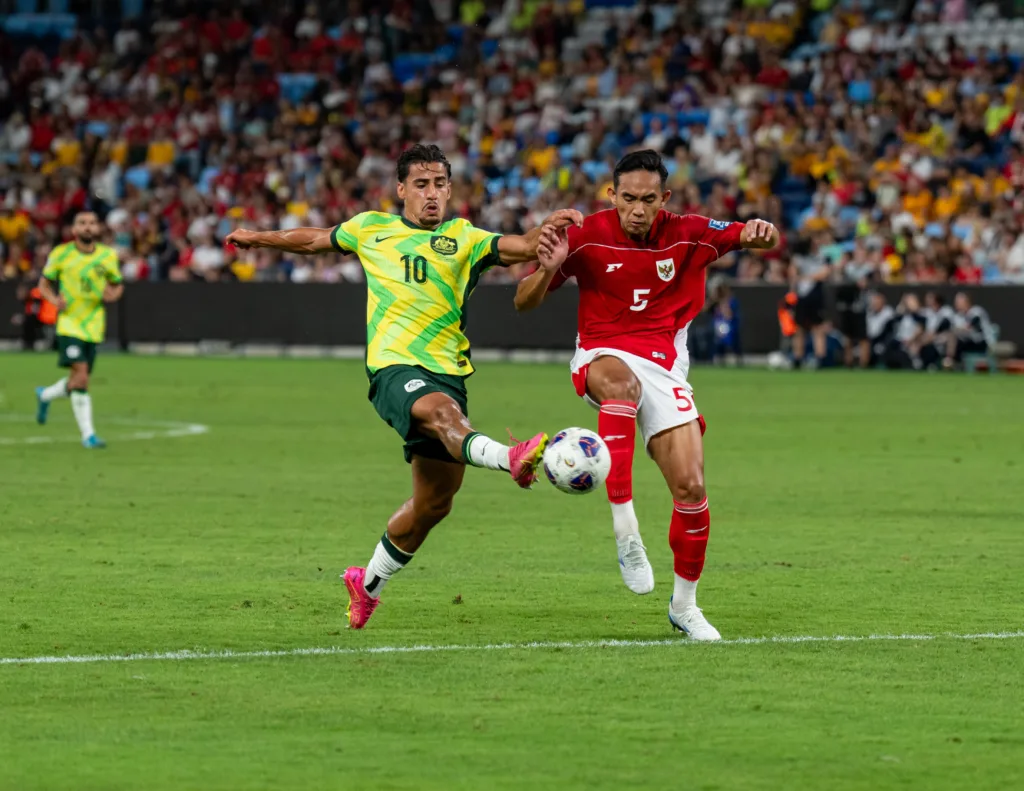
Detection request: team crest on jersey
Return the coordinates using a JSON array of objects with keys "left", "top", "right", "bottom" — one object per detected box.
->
[
  {"left": 708, "top": 219, "right": 730, "bottom": 230},
  {"left": 656, "top": 257, "right": 675, "bottom": 281},
  {"left": 430, "top": 236, "right": 458, "bottom": 256}
]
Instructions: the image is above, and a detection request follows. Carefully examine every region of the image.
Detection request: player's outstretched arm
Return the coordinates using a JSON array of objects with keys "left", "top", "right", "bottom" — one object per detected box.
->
[
  {"left": 225, "top": 227, "right": 338, "bottom": 255},
  {"left": 514, "top": 226, "right": 568, "bottom": 312},
  {"left": 497, "top": 209, "right": 582, "bottom": 265},
  {"left": 739, "top": 218, "right": 780, "bottom": 250}
]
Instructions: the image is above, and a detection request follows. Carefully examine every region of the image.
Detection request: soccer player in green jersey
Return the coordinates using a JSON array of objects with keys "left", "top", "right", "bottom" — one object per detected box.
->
[
  {"left": 35, "top": 211, "right": 124, "bottom": 449},
  {"left": 226, "top": 144, "right": 581, "bottom": 629}
]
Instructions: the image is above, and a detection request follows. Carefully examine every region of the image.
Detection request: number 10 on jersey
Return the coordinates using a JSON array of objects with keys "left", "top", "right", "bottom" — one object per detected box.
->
[{"left": 402, "top": 255, "right": 428, "bottom": 284}]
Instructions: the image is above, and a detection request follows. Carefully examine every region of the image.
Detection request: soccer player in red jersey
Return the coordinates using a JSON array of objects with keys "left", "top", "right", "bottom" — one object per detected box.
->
[{"left": 516, "top": 151, "right": 778, "bottom": 639}]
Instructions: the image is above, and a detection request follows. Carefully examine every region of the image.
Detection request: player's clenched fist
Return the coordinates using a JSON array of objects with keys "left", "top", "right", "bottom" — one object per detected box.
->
[
  {"left": 537, "top": 226, "right": 568, "bottom": 271},
  {"left": 542, "top": 209, "right": 584, "bottom": 230},
  {"left": 225, "top": 229, "right": 260, "bottom": 249},
  {"left": 739, "top": 218, "right": 777, "bottom": 248}
]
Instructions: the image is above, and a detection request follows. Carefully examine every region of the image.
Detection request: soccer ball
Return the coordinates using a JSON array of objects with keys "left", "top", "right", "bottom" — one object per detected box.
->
[{"left": 542, "top": 427, "right": 611, "bottom": 495}]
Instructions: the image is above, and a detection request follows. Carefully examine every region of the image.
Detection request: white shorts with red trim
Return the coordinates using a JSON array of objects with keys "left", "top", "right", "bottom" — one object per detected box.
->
[{"left": 569, "top": 346, "right": 704, "bottom": 456}]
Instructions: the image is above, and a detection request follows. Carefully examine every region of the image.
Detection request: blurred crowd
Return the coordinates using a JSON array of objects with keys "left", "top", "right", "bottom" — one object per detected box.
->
[{"left": 3, "top": 0, "right": 1024, "bottom": 287}]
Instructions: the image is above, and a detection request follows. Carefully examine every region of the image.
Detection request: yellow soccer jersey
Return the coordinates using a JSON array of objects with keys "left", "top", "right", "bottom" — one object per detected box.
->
[
  {"left": 331, "top": 212, "right": 502, "bottom": 376},
  {"left": 42, "top": 242, "right": 122, "bottom": 343}
]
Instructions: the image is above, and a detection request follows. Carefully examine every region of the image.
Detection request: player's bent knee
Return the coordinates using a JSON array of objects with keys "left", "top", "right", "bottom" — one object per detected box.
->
[
  {"left": 671, "top": 474, "right": 706, "bottom": 505},
  {"left": 412, "top": 395, "right": 464, "bottom": 434}
]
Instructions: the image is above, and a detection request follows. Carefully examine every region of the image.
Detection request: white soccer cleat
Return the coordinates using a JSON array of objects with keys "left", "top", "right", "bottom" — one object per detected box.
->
[
  {"left": 668, "top": 599, "right": 722, "bottom": 641},
  {"left": 616, "top": 534, "right": 655, "bottom": 595}
]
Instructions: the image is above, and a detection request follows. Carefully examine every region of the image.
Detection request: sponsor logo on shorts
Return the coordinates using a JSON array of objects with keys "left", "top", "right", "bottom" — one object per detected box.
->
[
  {"left": 652, "top": 352, "right": 667, "bottom": 359},
  {"left": 404, "top": 379, "right": 426, "bottom": 393},
  {"left": 430, "top": 236, "right": 458, "bottom": 256},
  {"left": 708, "top": 219, "right": 730, "bottom": 230}
]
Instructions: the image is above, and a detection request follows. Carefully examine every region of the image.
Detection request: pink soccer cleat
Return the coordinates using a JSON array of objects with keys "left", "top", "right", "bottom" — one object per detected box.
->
[
  {"left": 342, "top": 567, "right": 380, "bottom": 629},
  {"left": 507, "top": 431, "right": 549, "bottom": 489}
]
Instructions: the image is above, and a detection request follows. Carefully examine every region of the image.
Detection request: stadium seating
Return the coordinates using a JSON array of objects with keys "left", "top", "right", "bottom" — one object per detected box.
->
[{"left": 1, "top": 0, "right": 1024, "bottom": 288}]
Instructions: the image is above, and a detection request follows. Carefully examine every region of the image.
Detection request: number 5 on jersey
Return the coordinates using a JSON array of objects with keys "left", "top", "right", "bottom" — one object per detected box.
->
[{"left": 631, "top": 288, "right": 650, "bottom": 312}]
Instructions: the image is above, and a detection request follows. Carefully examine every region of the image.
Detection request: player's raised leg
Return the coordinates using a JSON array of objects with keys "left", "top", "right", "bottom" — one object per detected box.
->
[
  {"left": 411, "top": 391, "right": 548, "bottom": 488},
  {"left": 344, "top": 455, "right": 465, "bottom": 629},
  {"left": 648, "top": 420, "right": 720, "bottom": 641},
  {"left": 35, "top": 377, "right": 68, "bottom": 425},
  {"left": 586, "top": 356, "right": 654, "bottom": 595}
]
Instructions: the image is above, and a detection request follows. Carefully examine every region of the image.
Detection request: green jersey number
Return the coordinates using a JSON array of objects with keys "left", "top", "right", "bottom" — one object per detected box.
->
[{"left": 401, "top": 254, "right": 428, "bottom": 284}]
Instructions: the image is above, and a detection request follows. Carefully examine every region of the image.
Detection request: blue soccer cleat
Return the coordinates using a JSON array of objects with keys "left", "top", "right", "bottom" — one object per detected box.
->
[
  {"left": 35, "top": 387, "right": 49, "bottom": 425},
  {"left": 82, "top": 435, "right": 107, "bottom": 449}
]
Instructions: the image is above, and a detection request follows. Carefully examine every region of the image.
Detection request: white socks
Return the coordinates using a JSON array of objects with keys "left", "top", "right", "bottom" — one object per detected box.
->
[
  {"left": 462, "top": 432, "right": 511, "bottom": 471},
  {"left": 610, "top": 500, "right": 640, "bottom": 541},
  {"left": 70, "top": 390, "right": 95, "bottom": 440},
  {"left": 363, "top": 534, "right": 414, "bottom": 598},
  {"left": 40, "top": 378, "right": 68, "bottom": 402},
  {"left": 672, "top": 575, "right": 699, "bottom": 612}
]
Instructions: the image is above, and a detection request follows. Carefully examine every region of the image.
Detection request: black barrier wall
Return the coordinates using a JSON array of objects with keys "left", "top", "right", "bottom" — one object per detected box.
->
[{"left": 2, "top": 282, "right": 1022, "bottom": 353}]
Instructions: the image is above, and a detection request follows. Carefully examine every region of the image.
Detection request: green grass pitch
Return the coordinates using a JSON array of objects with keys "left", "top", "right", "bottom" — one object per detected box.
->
[{"left": 1, "top": 354, "right": 1022, "bottom": 790}]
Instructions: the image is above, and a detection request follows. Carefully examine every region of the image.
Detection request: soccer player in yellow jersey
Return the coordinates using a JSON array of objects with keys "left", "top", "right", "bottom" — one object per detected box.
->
[
  {"left": 227, "top": 144, "right": 581, "bottom": 629},
  {"left": 35, "top": 212, "right": 124, "bottom": 449}
]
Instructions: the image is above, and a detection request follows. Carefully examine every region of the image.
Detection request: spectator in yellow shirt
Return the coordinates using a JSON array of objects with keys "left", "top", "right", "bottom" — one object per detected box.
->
[
  {"left": 932, "top": 185, "right": 961, "bottom": 221},
  {"left": 978, "top": 166, "right": 1011, "bottom": 202},
  {"left": 146, "top": 128, "right": 176, "bottom": 171},
  {"left": 52, "top": 125, "right": 82, "bottom": 169},
  {"left": 902, "top": 179, "right": 933, "bottom": 226},
  {"left": 0, "top": 204, "right": 31, "bottom": 245}
]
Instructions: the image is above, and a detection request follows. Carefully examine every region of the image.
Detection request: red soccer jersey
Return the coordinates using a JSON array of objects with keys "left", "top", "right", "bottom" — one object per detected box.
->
[{"left": 548, "top": 209, "right": 744, "bottom": 369}]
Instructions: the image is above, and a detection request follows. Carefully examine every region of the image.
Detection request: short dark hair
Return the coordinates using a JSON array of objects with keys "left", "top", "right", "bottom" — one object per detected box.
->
[
  {"left": 397, "top": 144, "right": 452, "bottom": 183},
  {"left": 613, "top": 149, "right": 668, "bottom": 190}
]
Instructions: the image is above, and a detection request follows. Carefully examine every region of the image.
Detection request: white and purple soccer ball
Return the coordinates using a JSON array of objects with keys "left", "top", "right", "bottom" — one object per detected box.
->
[{"left": 542, "top": 427, "right": 611, "bottom": 495}]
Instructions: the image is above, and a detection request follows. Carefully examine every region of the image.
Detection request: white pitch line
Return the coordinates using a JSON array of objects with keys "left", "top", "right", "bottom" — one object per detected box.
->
[
  {"left": 3, "top": 631, "right": 1023, "bottom": 668},
  {"left": 0, "top": 415, "right": 208, "bottom": 446}
]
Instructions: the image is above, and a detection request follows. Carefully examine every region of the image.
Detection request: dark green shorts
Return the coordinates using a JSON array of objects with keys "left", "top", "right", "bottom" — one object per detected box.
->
[
  {"left": 57, "top": 335, "right": 97, "bottom": 372},
  {"left": 368, "top": 365, "right": 469, "bottom": 464}
]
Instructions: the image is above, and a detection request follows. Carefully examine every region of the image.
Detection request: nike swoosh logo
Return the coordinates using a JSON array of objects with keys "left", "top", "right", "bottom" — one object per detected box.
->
[
  {"left": 685, "top": 527, "right": 708, "bottom": 534},
  {"left": 375, "top": 235, "right": 393, "bottom": 243},
  {"left": 604, "top": 435, "right": 627, "bottom": 441}
]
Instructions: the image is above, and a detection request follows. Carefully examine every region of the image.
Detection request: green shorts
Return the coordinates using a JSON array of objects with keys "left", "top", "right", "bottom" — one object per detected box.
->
[
  {"left": 57, "top": 335, "right": 97, "bottom": 372},
  {"left": 368, "top": 364, "right": 469, "bottom": 464}
]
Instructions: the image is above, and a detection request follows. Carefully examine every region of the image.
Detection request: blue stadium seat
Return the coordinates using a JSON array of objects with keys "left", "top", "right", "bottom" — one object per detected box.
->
[
  {"left": 433, "top": 44, "right": 456, "bottom": 64},
  {"left": 124, "top": 166, "right": 150, "bottom": 191},
  {"left": 392, "top": 54, "right": 432, "bottom": 83},
  {"left": 276, "top": 74, "right": 318, "bottom": 104},
  {"left": 677, "top": 109, "right": 710, "bottom": 127},
  {"left": 85, "top": 121, "right": 110, "bottom": 138},
  {"left": 581, "top": 160, "right": 609, "bottom": 182},
  {"left": 3, "top": 12, "right": 77, "bottom": 38}
]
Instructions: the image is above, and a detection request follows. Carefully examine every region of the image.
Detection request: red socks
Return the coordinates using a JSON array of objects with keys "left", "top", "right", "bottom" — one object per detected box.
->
[
  {"left": 668, "top": 498, "right": 710, "bottom": 581},
  {"left": 599, "top": 400, "right": 637, "bottom": 503}
]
